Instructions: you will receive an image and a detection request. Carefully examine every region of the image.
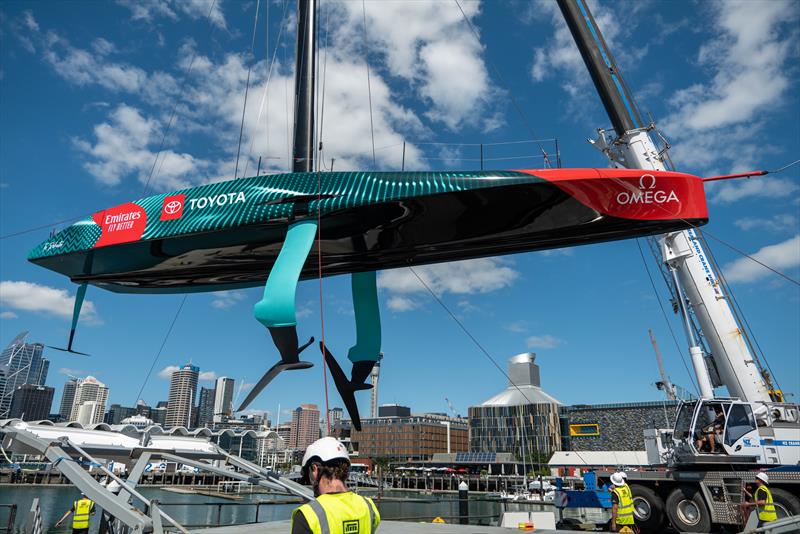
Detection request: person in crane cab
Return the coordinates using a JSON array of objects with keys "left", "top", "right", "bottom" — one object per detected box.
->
[
  {"left": 54, "top": 492, "right": 96, "bottom": 533},
  {"left": 696, "top": 405, "right": 726, "bottom": 453},
  {"left": 742, "top": 472, "right": 777, "bottom": 527},
  {"left": 609, "top": 472, "right": 636, "bottom": 533},
  {"left": 292, "top": 437, "right": 380, "bottom": 534}
]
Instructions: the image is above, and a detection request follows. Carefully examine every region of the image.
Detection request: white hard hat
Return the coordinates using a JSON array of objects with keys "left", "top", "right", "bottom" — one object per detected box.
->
[
  {"left": 611, "top": 472, "right": 626, "bottom": 487},
  {"left": 620, "top": 471, "right": 628, "bottom": 479},
  {"left": 301, "top": 437, "right": 349, "bottom": 468},
  {"left": 756, "top": 472, "right": 769, "bottom": 484}
]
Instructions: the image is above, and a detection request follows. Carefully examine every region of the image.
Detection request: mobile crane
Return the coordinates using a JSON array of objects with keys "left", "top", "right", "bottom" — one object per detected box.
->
[{"left": 556, "top": 1, "right": 800, "bottom": 531}]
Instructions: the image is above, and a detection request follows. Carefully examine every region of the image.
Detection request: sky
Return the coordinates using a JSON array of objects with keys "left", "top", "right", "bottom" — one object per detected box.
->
[{"left": 1, "top": 0, "right": 798, "bottom": 425}]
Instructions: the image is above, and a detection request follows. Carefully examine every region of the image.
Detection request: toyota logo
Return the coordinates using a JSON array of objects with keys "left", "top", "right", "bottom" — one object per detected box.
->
[
  {"left": 639, "top": 174, "right": 657, "bottom": 190},
  {"left": 164, "top": 200, "right": 182, "bottom": 214}
]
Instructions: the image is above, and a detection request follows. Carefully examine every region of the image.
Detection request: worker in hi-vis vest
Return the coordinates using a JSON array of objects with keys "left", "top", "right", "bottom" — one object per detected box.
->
[
  {"left": 55, "top": 492, "right": 96, "bottom": 533},
  {"left": 292, "top": 437, "right": 380, "bottom": 534},
  {"left": 609, "top": 472, "right": 636, "bottom": 533},
  {"left": 743, "top": 472, "right": 778, "bottom": 527}
]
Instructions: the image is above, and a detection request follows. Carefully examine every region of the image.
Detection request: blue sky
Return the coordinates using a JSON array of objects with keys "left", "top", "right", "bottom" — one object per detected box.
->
[{"left": 1, "top": 0, "right": 798, "bottom": 424}]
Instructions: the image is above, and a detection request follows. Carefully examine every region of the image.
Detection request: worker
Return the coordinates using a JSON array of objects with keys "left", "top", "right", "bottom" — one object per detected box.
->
[
  {"left": 54, "top": 492, "right": 96, "bottom": 533},
  {"left": 292, "top": 437, "right": 380, "bottom": 534},
  {"left": 697, "top": 406, "right": 726, "bottom": 453},
  {"left": 609, "top": 472, "right": 635, "bottom": 533},
  {"left": 100, "top": 476, "right": 123, "bottom": 534},
  {"left": 742, "top": 472, "right": 777, "bottom": 527}
]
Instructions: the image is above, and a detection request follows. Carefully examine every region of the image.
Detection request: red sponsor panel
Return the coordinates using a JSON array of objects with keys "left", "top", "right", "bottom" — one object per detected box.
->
[
  {"left": 92, "top": 202, "right": 147, "bottom": 248},
  {"left": 517, "top": 168, "right": 707, "bottom": 221},
  {"left": 160, "top": 194, "right": 186, "bottom": 221}
]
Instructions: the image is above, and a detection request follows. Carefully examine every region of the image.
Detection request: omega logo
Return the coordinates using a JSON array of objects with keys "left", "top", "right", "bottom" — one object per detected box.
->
[{"left": 616, "top": 174, "right": 679, "bottom": 205}]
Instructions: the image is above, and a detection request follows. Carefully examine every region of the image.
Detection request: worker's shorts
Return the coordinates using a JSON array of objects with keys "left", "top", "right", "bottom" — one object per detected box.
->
[{"left": 72, "top": 528, "right": 89, "bottom": 534}]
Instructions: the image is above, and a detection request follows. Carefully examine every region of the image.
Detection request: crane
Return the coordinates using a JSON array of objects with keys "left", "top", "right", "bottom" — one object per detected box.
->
[{"left": 649, "top": 329, "right": 676, "bottom": 401}]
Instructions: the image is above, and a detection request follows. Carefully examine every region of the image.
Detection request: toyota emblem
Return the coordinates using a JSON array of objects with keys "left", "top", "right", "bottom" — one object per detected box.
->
[{"left": 164, "top": 200, "right": 182, "bottom": 214}]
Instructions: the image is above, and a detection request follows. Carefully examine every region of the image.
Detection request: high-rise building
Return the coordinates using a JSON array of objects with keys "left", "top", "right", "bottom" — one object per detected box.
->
[
  {"left": 150, "top": 406, "right": 168, "bottom": 426},
  {"left": 69, "top": 376, "right": 109, "bottom": 425},
  {"left": 213, "top": 377, "right": 235, "bottom": 422},
  {"left": 166, "top": 364, "right": 199, "bottom": 428},
  {"left": 290, "top": 404, "right": 320, "bottom": 450},
  {"left": 328, "top": 407, "right": 344, "bottom": 428},
  {"left": 105, "top": 404, "right": 138, "bottom": 425},
  {"left": 0, "top": 332, "right": 50, "bottom": 417},
  {"left": 197, "top": 387, "right": 216, "bottom": 427},
  {"left": 9, "top": 384, "right": 54, "bottom": 421},
  {"left": 59, "top": 378, "right": 78, "bottom": 421}
]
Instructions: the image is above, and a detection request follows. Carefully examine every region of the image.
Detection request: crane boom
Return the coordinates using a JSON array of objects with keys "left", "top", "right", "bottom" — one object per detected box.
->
[
  {"left": 556, "top": 0, "right": 774, "bottom": 403},
  {"left": 649, "top": 329, "right": 676, "bottom": 401}
]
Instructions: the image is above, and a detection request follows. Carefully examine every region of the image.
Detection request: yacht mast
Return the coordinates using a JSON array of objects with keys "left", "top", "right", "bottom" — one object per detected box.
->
[{"left": 292, "top": 0, "right": 317, "bottom": 173}]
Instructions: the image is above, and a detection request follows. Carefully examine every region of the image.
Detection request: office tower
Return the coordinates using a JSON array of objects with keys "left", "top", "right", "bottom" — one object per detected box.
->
[
  {"left": 289, "top": 404, "right": 320, "bottom": 450},
  {"left": 0, "top": 332, "right": 50, "bottom": 417},
  {"left": 165, "top": 364, "right": 199, "bottom": 428},
  {"left": 213, "top": 377, "right": 235, "bottom": 422},
  {"left": 197, "top": 386, "right": 216, "bottom": 427},
  {"left": 9, "top": 384, "right": 54, "bottom": 421},
  {"left": 70, "top": 376, "right": 109, "bottom": 425},
  {"left": 59, "top": 378, "right": 78, "bottom": 421}
]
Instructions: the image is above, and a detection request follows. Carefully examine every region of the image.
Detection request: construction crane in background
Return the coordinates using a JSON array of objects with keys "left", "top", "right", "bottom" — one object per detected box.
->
[
  {"left": 649, "top": 329, "right": 676, "bottom": 401},
  {"left": 444, "top": 397, "right": 458, "bottom": 418}
]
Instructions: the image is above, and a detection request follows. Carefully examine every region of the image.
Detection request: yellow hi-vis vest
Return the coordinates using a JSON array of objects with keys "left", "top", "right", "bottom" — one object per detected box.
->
[
  {"left": 292, "top": 492, "right": 380, "bottom": 534},
  {"left": 755, "top": 485, "right": 777, "bottom": 522},
  {"left": 612, "top": 484, "right": 635, "bottom": 526},
  {"left": 72, "top": 498, "right": 94, "bottom": 529}
]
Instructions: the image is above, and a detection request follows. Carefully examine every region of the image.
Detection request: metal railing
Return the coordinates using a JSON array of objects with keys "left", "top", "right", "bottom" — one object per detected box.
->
[{"left": 0, "top": 504, "right": 16, "bottom": 533}]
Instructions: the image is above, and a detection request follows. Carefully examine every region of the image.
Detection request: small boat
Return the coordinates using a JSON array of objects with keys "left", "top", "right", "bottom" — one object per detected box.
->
[{"left": 29, "top": 168, "right": 706, "bottom": 293}]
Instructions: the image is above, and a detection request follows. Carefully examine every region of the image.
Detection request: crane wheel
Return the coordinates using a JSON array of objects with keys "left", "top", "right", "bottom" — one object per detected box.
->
[
  {"left": 665, "top": 485, "right": 712, "bottom": 533},
  {"left": 771, "top": 488, "right": 800, "bottom": 519},
  {"left": 629, "top": 484, "right": 665, "bottom": 533}
]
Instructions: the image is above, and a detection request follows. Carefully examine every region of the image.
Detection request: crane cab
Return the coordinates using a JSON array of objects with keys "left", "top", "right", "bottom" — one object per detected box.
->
[{"left": 672, "top": 399, "right": 800, "bottom": 466}]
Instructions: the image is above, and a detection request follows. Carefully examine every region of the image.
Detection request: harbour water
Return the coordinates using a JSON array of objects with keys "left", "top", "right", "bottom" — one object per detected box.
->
[{"left": 0, "top": 486, "right": 607, "bottom": 532}]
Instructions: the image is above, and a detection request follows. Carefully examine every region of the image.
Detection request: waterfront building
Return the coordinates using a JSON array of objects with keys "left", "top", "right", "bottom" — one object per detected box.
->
[
  {"left": 9, "top": 384, "right": 54, "bottom": 420},
  {"left": 275, "top": 423, "right": 291, "bottom": 444},
  {"left": 135, "top": 399, "right": 151, "bottom": 417},
  {"left": 165, "top": 364, "right": 199, "bottom": 428},
  {"left": 0, "top": 332, "right": 49, "bottom": 417},
  {"left": 105, "top": 403, "right": 138, "bottom": 425},
  {"left": 69, "top": 376, "right": 109, "bottom": 424},
  {"left": 289, "top": 403, "right": 320, "bottom": 450},
  {"left": 213, "top": 377, "right": 235, "bottom": 422},
  {"left": 350, "top": 413, "right": 468, "bottom": 460},
  {"left": 197, "top": 387, "right": 216, "bottom": 427},
  {"left": 378, "top": 404, "right": 410, "bottom": 417},
  {"left": 561, "top": 400, "right": 681, "bottom": 451},
  {"left": 58, "top": 378, "right": 78, "bottom": 421},
  {"left": 468, "top": 353, "right": 562, "bottom": 458}
]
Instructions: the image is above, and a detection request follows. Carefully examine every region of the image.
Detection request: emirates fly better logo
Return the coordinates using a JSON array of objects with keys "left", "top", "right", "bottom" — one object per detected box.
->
[{"left": 161, "top": 194, "right": 186, "bottom": 221}]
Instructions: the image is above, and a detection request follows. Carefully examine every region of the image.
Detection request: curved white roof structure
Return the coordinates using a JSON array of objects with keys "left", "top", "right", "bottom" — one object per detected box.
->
[{"left": 480, "top": 353, "right": 562, "bottom": 406}]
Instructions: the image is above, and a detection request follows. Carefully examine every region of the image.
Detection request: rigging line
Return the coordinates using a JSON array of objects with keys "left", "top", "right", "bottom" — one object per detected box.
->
[
  {"left": 635, "top": 239, "right": 700, "bottom": 396},
  {"left": 767, "top": 158, "right": 800, "bottom": 174},
  {"left": 133, "top": 295, "right": 188, "bottom": 405},
  {"left": 362, "top": 0, "right": 377, "bottom": 168},
  {"left": 407, "top": 266, "right": 543, "bottom": 409},
  {"left": 317, "top": 171, "right": 331, "bottom": 437},
  {"left": 142, "top": 0, "right": 219, "bottom": 197},
  {"left": 234, "top": 0, "right": 262, "bottom": 180},
  {"left": 417, "top": 154, "right": 547, "bottom": 162},
  {"left": 1, "top": 215, "right": 85, "bottom": 240},
  {"left": 243, "top": 0, "right": 292, "bottom": 177},
  {"left": 452, "top": 0, "right": 551, "bottom": 167},
  {"left": 415, "top": 138, "right": 558, "bottom": 147}
]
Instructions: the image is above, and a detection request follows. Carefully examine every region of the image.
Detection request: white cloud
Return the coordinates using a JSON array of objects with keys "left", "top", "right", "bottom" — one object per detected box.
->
[
  {"left": 58, "top": 367, "right": 86, "bottom": 377},
  {"left": 74, "top": 104, "right": 207, "bottom": 189},
  {"left": 0, "top": 311, "right": 18, "bottom": 319},
  {"left": 504, "top": 320, "right": 529, "bottom": 333},
  {"left": 538, "top": 248, "right": 575, "bottom": 258},
  {"left": 708, "top": 176, "right": 799, "bottom": 204},
  {"left": 386, "top": 296, "right": 419, "bottom": 312},
  {"left": 526, "top": 334, "right": 563, "bottom": 349},
  {"left": 734, "top": 214, "right": 798, "bottom": 233},
  {"left": 211, "top": 290, "right": 247, "bottom": 309},
  {"left": 199, "top": 371, "right": 217, "bottom": 381},
  {"left": 724, "top": 235, "right": 800, "bottom": 283},
  {"left": 116, "top": 0, "right": 226, "bottom": 29},
  {"left": 378, "top": 258, "right": 519, "bottom": 296},
  {"left": 158, "top": 366, "right": 180, "bottom": 379},
  {"left": 0, "top": 281, "right": 99, "bottom": 323},
  {"left": 662, "top": 0, "right": 798, "bottom": 171}
]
